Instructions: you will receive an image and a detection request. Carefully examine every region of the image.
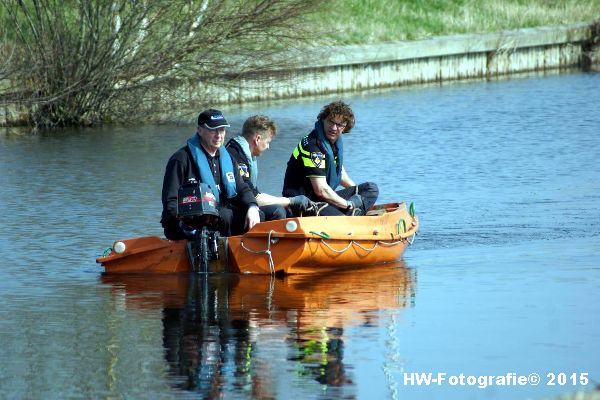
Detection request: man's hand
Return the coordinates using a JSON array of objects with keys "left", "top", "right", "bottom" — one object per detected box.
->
[
  {"left": 346, "top": 194, "right": 363, "bottom": 211},
  {"left": 288, "top": 195, "right": 313, "bottom": 215},
  {"left": 245, "top": 205, "right": 261, "bottom": 230}
]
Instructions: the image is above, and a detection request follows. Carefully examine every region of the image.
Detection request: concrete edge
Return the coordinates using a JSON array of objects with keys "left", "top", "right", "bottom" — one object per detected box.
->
[{"left": 293, "top": 22, "right": 593, "bottom": 68}]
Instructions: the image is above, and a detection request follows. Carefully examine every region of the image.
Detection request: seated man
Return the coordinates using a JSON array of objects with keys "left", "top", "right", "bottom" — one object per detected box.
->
[
  {"left": 226, "top": 115, "right": 312, "bottom": 218},
  {"left": 282, "top": 101, "right": 378, "bottom": 216},
  {"left": 161, "top": 109, "right": 261, "bottom": 240}
]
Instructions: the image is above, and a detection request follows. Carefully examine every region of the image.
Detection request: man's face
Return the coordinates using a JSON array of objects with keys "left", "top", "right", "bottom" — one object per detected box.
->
[
  {"left": 323, "top": 114, "right": 347, "bottom": 144},
  {"left": 198, "top": 126, "right": 226, "bottom": 153},
  {"left": 252, "top": 131, "right": 273, "bottom": 157}
]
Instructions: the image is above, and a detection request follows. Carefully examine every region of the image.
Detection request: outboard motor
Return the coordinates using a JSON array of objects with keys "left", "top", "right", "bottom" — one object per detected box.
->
[{"left": 177, "top": 182, "right": 221, "bottom": 273}]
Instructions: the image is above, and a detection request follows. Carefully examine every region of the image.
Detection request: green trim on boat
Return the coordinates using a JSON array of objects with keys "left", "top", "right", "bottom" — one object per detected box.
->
[{"left": 309, "top": 231, "right": 330, "bottom": 239}]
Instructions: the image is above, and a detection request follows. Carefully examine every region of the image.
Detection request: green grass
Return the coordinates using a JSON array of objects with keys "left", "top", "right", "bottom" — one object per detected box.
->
[{"left": 316, "top": 0, "right": 600, "bottom": 45}]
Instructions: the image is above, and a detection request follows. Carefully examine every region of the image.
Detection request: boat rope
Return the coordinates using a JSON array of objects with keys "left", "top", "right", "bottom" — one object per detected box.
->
[
  {"left": 240, "top": 230, "right": 276, "bottom": 275},
  {"left": 378, "top": 240, "right": 405, "bottom": 247},
  {"left": 102, "top": 247, "right": 112, "bottom": 257},
  {"left": 319, "top": 239, "right": 353, "bottom": 253},
  {"left": 351, "top": 240, "right": 379, "bottom": 252},
  {"left": 319, "top": 237, "right": 409, "bottom": 254},
  {"left": 267, "top": 274, "right": 275, "bottom": 312},
  {"left": 307, "top": 202, "right": 328, "bottom": 216}
]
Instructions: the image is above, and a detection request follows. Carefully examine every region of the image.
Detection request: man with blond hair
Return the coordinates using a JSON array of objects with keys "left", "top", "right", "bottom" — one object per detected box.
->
[{"left": 226, "top": 114, "right": 312, "bottom": 219}]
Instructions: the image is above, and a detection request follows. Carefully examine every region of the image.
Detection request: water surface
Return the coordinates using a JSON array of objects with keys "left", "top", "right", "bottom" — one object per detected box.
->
[{"left": 1, "top": 71, "right": 599, "bottom": 399}]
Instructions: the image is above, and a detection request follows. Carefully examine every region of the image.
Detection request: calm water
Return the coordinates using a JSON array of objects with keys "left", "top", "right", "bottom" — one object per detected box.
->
[{"left": 1, "top": 71, "right": 599, "bottom": 399}]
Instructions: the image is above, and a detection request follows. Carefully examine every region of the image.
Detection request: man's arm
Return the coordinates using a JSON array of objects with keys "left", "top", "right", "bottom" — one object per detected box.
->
[
  {"left": 339, "top": 165, "right": 355, "bottom": 188},
  {"left": 255, "top": 193, "right": 292, "bottom": 207},
  {"left": 236, "top": 178, "right": 260, "bottom": 230},
  {"left": 161, "top": 154, "right": 186, "bottom": 225},
  {"left": 229, "top": 158, "right": 261, "bottom": 230},
  {"left": 310, "top": 176, "right": 349, "bottom": 209}
]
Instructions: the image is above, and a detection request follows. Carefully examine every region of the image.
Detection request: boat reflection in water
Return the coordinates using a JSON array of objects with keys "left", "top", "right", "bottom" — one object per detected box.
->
[{"left": 101, "top": 262, "right": 416, "bottom": 397}]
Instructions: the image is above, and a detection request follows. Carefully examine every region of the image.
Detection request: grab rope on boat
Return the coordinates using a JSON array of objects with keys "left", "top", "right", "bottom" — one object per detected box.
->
[
  {"left": 378, "top": 240, "right": 406, "bottom": 247},
  {"left": 349, "top": 241, "right": 378, "bottom": 252},
  {"left": 319, "top": 238, "right": 405, "bottom": 254},
  {"left": 319, "top": 240, "right": 353, "bottom": 253},
  {"left": 240, "top": 230, "right": 276, "bottom": 275}
]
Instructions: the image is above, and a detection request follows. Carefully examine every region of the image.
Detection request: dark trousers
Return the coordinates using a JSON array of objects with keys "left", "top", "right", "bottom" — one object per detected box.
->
[
  {"left": 318, "top": 182, "right": 379, "bottom": 216},
  {"left": 259, "top": 204, "right": 287, "bottom": 222},
  {"left": 220, "top": 204, "right": 285, "bottom": 236},
  {"left": 218, "top": 204, "right": 266, "bottom": 236}
]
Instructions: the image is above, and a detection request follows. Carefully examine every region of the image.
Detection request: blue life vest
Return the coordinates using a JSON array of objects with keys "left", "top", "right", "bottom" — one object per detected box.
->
[{"left": 187, "top": 134, "right": 237, "bottom": 200}]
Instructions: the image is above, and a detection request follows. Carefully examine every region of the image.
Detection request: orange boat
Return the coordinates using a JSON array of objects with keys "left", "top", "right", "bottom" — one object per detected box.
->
[{"left": 96, "top": 202, "right": 418, "bottom": 275}]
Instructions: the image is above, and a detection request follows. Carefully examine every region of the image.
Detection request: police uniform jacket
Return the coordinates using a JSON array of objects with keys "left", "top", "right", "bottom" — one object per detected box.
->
[{"left": 282, "top": 129, "right": 340, "bottom": 200}]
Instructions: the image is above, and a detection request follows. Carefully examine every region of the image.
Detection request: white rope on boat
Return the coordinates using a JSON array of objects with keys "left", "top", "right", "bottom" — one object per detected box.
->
[
  {"left": 310, "top": 202, "right": 328, "bottom": 216},
  {"left": 378, "top": 240, "right": 405, "bottom": 247},
  {"left": 319, "top": 239, "right": 385, "bottom": 253},
  {"left": 267, "top": 274, "right": 275, "bottom": 312},
  {"left": 351, "top": 240, "right": 379, "bottom": 252},
  {"left": 240, "top": 230, "right": 276, "bottom": 275},
  {"left": 319, "top": 239, "right": 353, "bottom": 253},
  {"left": 320, "top": 237, "right": 409, "bottom": 254}
]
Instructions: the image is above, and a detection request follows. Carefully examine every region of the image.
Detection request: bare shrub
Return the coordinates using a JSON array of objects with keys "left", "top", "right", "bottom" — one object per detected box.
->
[{"left": 0, "top": 0, "right": 321, "bottom": 127}]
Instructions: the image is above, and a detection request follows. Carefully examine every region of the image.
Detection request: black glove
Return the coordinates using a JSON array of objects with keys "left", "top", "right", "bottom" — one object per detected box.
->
[
  {"left": 346, "top": 194, "right": 364, "bottom": 214},
  {"left": 288, "top": 195, "right": 312, "bottom": 215}
]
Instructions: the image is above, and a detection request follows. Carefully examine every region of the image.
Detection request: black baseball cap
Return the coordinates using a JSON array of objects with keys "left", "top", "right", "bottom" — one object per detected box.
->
[{"left": 197, "top": 109, "right": 230, "bottom": 129}]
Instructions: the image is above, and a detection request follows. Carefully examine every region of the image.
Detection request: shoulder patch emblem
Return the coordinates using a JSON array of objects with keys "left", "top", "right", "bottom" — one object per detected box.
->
[
  {"left": 311, "top": 152, "right": 325, "bottom": 168},
  {"left": 237, "top": 163, "right": 249, "bottom": 178},
  {"left": 226, "top": 171, "right": 236, "bottom": 183}
]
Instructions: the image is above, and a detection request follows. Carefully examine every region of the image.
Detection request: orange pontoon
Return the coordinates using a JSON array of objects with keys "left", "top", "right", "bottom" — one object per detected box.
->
[{"left": 96, "top": 202, "right": 418, "bottom": 275}]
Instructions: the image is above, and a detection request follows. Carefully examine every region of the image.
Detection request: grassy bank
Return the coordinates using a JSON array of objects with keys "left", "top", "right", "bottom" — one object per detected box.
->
[
  {"left": 2, "top": 1, "right": 599, "bottom": 128},
  {"left": 319, "top": 0, "right": 600, "bottom": 45}
]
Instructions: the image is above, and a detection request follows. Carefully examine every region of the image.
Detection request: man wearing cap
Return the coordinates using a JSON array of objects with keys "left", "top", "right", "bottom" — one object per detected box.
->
[
  {"left": 161, "top": 109, "right": 261, "bottom": 239},
  {"left": 282, "top": 100, "right": 379, "bottom": 216},
  {"left": 225, "top": 115, "right": 313, "bottom": 219}
]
